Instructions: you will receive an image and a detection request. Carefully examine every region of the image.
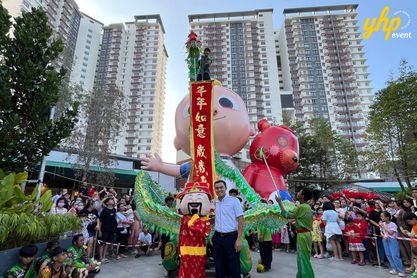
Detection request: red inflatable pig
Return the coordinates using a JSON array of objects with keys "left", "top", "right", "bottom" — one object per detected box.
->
[{"left": 243, "top": 119, "right": 299, "bottom": 201}]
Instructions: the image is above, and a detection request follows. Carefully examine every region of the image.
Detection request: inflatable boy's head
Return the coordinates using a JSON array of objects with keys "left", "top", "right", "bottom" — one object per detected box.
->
[
  {"left": 174, "top": 83, "right": 254, "bottom": 156},
  {"left": 176, "top": 182, "right": 212, "bottom": 216}
]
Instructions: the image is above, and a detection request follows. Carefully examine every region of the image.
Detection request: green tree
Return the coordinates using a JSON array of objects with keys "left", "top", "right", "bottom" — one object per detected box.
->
[
  {"left": 64, "top": 85, "right": 126, "bottom": 186},
  {"left": 0, "top": 7, "right": 78, "bottom": 172},
  {"left": 366, "top": 59, "right": 417, "bottom": 190},
  {"left": 288, "top": 118, "right": 358, "bottom": 190}
]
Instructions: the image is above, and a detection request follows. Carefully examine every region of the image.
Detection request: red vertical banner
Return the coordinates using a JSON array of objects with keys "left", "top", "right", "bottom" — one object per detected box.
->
[{"left": 189, "top": 81, "right": 216, "bottom": 197}]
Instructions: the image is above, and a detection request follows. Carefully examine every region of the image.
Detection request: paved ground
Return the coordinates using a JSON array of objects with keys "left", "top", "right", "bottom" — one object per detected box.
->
[{"left": 99, "top": 250, "right": 395, "bottom": 277}]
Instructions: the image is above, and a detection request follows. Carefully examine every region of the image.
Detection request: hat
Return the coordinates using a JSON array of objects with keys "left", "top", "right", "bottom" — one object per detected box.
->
[
  {"left": 19, "top": 245, "right": 38, "bottom": 257},
  {"left": 176, "top": 182, "right": 212, "bottom": 200}
]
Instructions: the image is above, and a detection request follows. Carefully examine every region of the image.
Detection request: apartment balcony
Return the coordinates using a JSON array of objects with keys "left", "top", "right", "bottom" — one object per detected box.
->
[
  {"left": 350, "top": 125, "right": 366, "bottom": 130},
  {"left": 338, "top": 55, "right": 351, "bottom": 61},
  {"left": 330, "top": 71, "right": 354, "bottom": 77},
  {"left": 125, "top": 143, "right": 138, "bottom": 147},
  {"left": 337, "top": 126, "right": 354, "bottom": 131},
  {"left": 131, "top": 74, "right": 144, "bottom": 80},
  {"left": 322, "top": 18, "right": 342, "bottom": 25},
  {"left": 335, "top": 117, "right": 363, "bottom": 122},
  {"left": 333, "top": 100, "right": 360, "bottom": 106},
  {"left": 341, "top": 134, "right": 365, "bottom": 140},
  {"left": 331, "top": 86, "right": 346, "bottom": 91},
  {"left": 334, "top": 92, "right": 360, "bottom": 99},
  {"left": 327, "top": 63, "right": 342, "bottom": 69},
  {"left": 127, "top": 103, "right": 139, "bottom": 110}
]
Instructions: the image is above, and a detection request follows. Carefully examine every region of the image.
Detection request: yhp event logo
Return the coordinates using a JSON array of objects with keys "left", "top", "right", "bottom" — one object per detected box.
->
[{"left": 363, "top": 6, "right": 412, "bottom": 40}]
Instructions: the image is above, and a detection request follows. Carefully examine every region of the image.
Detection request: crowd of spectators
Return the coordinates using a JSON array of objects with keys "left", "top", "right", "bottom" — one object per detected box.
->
[
  {"left": 244, "top": 187, "right": 417, "bottom": 277},
  {"left": 6, "top": 184, "right": 417, "bottom": 277},
  {"left": 4, "top": 185, "right": 165, "bottom": 278}
]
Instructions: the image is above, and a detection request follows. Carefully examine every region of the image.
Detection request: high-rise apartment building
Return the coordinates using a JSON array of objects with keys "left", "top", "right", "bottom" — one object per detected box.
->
[
  {"left": 2, "top": 0, "right": 43, "bottom": 21},
  {"left": 94, "top": 15, "right": 167, "bottom": 158},
  {"left": 70, "top": 13, "right": 103, "bottom": 91},
  {"left": 3, "top": 0, "right": 81, "bottom": 71},
  {"left": 189, "top": 9, "right": 281, "bottom": 161},
  {"left": 45, "top": 0, "right": 81, "bottom": 70},
  {"left": 278, "top": 4, "right": 372, "bottom": 151},
  {"left": 274, "top": 31, "right": 295, "bottom": 123}
]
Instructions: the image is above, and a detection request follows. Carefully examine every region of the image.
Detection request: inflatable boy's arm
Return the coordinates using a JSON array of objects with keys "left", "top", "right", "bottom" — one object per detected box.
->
[{"left": 141, "top": 153, "right": 181, "bottom": 177}]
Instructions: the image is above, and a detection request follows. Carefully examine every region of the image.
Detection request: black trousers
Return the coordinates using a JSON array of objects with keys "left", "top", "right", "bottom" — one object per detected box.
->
[
  {"left": 116, "top": 227, "right": 129, "bottom": 253},
  {"left": 212, "top": 232, "right": 240, "bottom": 278},
  {"left": 197, "top": 72, "right": 211, "bottom": 81},
  {"left": 259, "top": 241, "right": 273, "bottom": 268}
]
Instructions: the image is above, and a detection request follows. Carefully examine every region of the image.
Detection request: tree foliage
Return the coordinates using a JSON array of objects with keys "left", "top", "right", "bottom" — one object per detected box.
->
[
  {"left": 0, "top": 7, "right": 78, "bottom": 172},
  {"left": 288, "top": 118, "right": 358, "bottom": 190},
  {"left": 63, "top": 85, "right": 126, "bottom": 186},
  {"left": 366, "top": 59, "right": 417, "bottom": 190}
]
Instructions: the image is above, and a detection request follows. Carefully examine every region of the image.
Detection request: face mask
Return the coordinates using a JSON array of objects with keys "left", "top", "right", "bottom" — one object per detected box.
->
[
  {"left": 57, "top": 202, "right": 65, "bottom": 208},
  {"left": 78, "top": 206, "right": 84, "bottom": 211}
]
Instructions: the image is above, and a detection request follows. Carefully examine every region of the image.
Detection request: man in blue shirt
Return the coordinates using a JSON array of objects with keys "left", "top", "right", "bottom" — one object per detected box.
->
[{"left": 212, "top": 180, "right": 244, "bottom": 278}]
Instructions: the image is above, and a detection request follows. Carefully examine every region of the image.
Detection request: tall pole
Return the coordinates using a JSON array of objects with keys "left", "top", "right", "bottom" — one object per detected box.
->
[{"left": 37, "top": 106, "right": 56, "bottom": 199}]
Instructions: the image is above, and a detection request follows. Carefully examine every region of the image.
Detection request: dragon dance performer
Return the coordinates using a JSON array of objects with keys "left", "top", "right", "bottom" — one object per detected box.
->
[{"left": 276, "top": 189, "right": 315, "bottom": 278}]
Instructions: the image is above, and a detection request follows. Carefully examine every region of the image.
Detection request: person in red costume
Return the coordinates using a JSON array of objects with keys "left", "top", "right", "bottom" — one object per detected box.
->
[
  {"left": 176, "top": 182, "right": 213, "bottom": 278},
  {"left": 243, "top": 119, "right": 299, "bottom": 202}
]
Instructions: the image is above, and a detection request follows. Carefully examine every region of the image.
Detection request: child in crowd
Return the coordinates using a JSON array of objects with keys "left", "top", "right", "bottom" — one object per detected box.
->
[
  {"left": 272, "top": 230, "right": 281, "bottom": 250},
  {"left": 344, "top": 213, "right": 365, "bottom": 266},
  {"left": 312, "top": 208, "right": 324, "bottom": 258},
  {"left": 379, "top": 211, "right": 405, "bottom": 277},
  {"left": 281, "top": 223, "right": 290, "bottom": 252},
  {"left": 353, "top": 211, "right": 369, "bottom": 262}
]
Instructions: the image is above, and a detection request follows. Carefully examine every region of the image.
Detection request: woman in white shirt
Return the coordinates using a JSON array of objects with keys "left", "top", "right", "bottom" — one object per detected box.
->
[
  {"left": 322, "top": 201, "right": 343, "bottom": 261},
  {"left": 50, "top": 197, "right": 68, "bottom": 215},
  {"left": 116, "top": 203, "right": 133, "bottom": 259}
]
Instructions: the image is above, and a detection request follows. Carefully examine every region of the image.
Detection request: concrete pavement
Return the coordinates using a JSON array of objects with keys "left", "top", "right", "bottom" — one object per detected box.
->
[{"left": 99, "top": 250, "right": 395, "bottom": 277}]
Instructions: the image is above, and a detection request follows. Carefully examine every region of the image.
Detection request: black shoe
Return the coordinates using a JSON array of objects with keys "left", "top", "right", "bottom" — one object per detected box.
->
[{"left": 135, "top": 253, "right": 141, "bottom": 258}]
